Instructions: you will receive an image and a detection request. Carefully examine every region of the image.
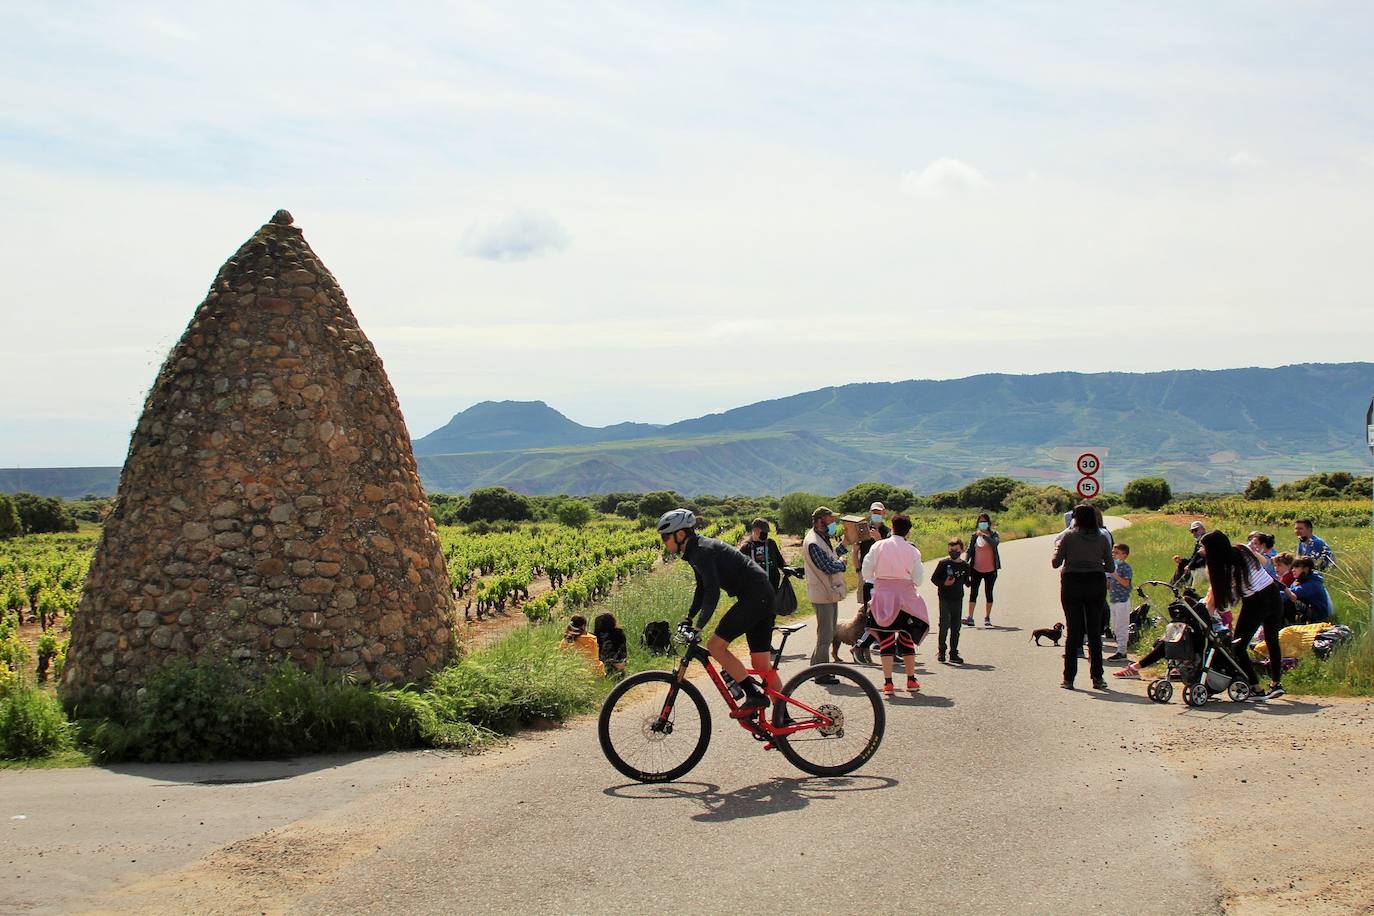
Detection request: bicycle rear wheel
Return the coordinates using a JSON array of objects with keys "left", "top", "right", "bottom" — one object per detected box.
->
[
  {"left": 598, "top": 671, "right": 711, "bottom": 783},
  {"left": 774, "top": 663, "right": 884, "bottom": 777}
]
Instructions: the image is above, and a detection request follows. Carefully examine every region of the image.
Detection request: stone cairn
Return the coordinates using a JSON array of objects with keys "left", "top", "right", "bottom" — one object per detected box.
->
[{"left": 62, "top": 210, "right": 455, "bottom": 700}]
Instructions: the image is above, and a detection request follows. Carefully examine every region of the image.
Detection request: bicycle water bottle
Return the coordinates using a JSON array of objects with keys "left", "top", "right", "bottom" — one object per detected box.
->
[{"left": 721, "top": 672, "right": 745, "bottom": 701}]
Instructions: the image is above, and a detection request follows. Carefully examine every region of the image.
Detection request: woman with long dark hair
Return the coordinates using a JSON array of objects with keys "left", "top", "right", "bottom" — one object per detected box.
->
[
  {"left": 1200, "top": 530, "right": 1285, "bottom": 700},
  {"left": 965, "top": 512, "right": 1001, "bottom": 627},
  {"left": 1051, "top": 504, "right": 1113, "bottom": 690}
]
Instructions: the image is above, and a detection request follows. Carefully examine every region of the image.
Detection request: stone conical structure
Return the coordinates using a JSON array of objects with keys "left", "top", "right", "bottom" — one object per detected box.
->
[{"left": 62, "top": 211, "right": 454, "bottom": 700}]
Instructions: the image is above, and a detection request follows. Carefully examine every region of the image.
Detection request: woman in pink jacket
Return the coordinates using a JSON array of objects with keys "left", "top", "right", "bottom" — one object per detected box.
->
[{"left": 861, "top": 514, "right": 929, "bottom": 694}]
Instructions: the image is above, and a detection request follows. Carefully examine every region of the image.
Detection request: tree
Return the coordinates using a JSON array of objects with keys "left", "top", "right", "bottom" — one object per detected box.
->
[
  {"left": 836, "top": 481, "right": 916, "bottom": 514},
  {"left": 555, "top": 499, "right": 592, "bottom": 528},
  {"left": 956, "top": 476, "right": 1019, "bottom": 512},
  {"left": 0, "top": 495, "right": 21, "bottom": 539},
  {"left": 636, "top": 490, "right": 681, "bottom": 519},
  {"left": 1123, "top": 477, "right": 1173, "bottom": 510},
  {"left": 427, "top": 492, "right": 466, "bottom": 526},
  {"left": 11, "top": 493, "right": 77, "bottom": 534},
  {"left": 594, "top": 492, "right": 640, "bottom": 514},
  {"left": 612, "top": 498, "right": 640, "bottom": 520},
  {"left": 1243, "top": 476, "right": 1274, "bottom": 500},
  {"left": 779, "top": 491, "right": 829, "bottom": 535},
  {"left": 458, "top": 487, "right": 532, "bottom": 523},
  {"left": 927, "top": 490, "right": 960, "bottom": 509}
]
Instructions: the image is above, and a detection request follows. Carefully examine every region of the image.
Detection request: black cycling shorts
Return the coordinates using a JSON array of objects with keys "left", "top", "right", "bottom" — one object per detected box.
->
[{"left": 713, "top": 591, "right": 776, "bottom": 654}]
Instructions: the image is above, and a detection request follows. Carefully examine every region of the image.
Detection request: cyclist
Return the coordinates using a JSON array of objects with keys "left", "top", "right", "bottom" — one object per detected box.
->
[{"left": 657, "top": 508, "right": 781, "bottom": 714}]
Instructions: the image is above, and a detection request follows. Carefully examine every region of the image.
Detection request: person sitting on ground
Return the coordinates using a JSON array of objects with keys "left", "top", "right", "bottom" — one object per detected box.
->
[
  {"left": 1273, "top": 552, "right": 1299, "bottom": 623},
  {"left": 1286, "top": 557, "right": 1334, "bottom": 624},
  {"left": 860, "top": 513, "right": 928, "bottom": 694},
  {"left": 593, "top": 612, "right": 628, "bottom": 675},
  {"left": 1247, "top": 531, "right": 1277, "bottom": 579},
  {"left": 561, "top": 614, "right": 605, "bottom": 676},
  {"left": 1295, "top": 518, "right": 1336, "bottom": 571}
]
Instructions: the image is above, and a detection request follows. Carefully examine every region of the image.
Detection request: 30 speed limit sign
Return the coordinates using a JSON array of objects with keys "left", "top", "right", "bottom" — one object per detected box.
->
[
  {"left": 1076, "top": 476, "right": 1101, "bottom": 499},
  {"left": 1076, "top": 452, "right": 1101, "bottom": 476}
]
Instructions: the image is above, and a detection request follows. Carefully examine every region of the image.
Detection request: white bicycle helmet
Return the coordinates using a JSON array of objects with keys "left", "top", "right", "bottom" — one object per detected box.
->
[{"left": 655, "top": 508, "right": 697, "bottom": 535}]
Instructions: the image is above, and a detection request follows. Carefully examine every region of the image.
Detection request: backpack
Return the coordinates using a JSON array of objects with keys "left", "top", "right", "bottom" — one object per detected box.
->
[
  {"left": 774, "top": 577, "right": 799, "bottom": 615},
  {"left": 641, "top": 620, "right": 672, "bottom": 655}
]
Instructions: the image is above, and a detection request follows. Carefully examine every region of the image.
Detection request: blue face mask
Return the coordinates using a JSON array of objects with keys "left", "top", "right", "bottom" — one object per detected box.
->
[
  {"left": 826, "top": 521, "right": 839, "bottom": 537},
  {"left": 870, "top": 514, "right": 883, "bottom": 524},
  {"left": 978, "top": 521, "right": 990, "bottom": 530}
]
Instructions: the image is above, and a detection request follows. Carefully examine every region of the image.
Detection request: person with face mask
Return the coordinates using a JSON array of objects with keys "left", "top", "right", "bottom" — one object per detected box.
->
[
  {"left": 931, "top": 537, "right": 970, "bottom": 663},
  {"left": 738, "top": 517, "right": 787, "bottom": 593},
  {"left": 803, "top": 506, "right": 849, "bottom": 682},
  {"left": 964, "top": 513, "right": 1001, "bottom": 627}
]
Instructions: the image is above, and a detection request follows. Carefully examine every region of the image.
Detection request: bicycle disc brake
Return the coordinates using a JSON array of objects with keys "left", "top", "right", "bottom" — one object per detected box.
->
[
  {"left": 642, "top": 715, "right": 673, "bottom": 739},
  {"left": 816, "top": 703, "right": 844, "bottom": 738}
]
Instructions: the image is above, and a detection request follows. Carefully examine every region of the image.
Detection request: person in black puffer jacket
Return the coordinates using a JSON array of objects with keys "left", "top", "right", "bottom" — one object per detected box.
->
[{"left": 1052, "top": 504, "right": 1113, "bottom": 690}]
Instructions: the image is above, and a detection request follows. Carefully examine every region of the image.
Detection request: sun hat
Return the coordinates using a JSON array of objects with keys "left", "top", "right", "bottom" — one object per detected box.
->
[
  {"left": 812, "top": 506, "right": 835, "bottom": 521},
  {"left": 869, "top": 502, "right": 886, "bottom": 512}
]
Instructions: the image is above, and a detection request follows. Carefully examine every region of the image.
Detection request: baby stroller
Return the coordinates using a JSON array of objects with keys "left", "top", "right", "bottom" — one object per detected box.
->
[{"left": 1141, "top": 580, "right": 1255, "bottom": 707}]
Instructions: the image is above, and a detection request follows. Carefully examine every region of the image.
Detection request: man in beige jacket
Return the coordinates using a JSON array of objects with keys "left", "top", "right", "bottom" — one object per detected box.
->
[{"left": 802, "top": 506, "right": 848, "bottom": 683}]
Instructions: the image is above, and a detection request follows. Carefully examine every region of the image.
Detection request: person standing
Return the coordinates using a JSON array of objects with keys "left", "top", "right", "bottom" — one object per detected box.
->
[
  {"left": 1294, "top": 519, "right": 1336, "bottom": 571},
  {"left": 931, "top": 536, "right": 969, "bottom": 664},
  {"left": 1051, "top": 504, "right": 1113, "bottom": 690},
  {"left": 1173, "top": 521, "right": 1208, "bottom": 588},
  {"left": 1199, "top": 530, "right": 1285, "bottom": 700},
  {"left": 803, "top": 506, "right": 848, "bottom": 684},
  {"left": 1106, "top": 543, "right": 1133, "bottom": 661},
  {"left": 738, "top": 518, "right": 787, "bottom": 593},
  {"left": 853, "top": 502, "right": 891, "bottom": 658},
  {"left": 860, "top": 514, "right": 928, "bottom": 694},
  {"left": 965, "top": 512, "right": 1001, "bottom": 627}
]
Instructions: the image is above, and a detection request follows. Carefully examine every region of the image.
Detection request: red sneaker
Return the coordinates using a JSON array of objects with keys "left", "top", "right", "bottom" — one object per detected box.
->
[
  {"left": 906, "top": 677, "right": 920, "bottom": 691},
  {"left": 882, "top": 681, "right": 895, "bottom": 695}
]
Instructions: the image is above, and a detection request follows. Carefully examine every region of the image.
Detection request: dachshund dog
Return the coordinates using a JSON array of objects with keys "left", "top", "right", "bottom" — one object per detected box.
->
[
  {"left": 1031, "top": 622, "right": 1065, "bottom": 646},
  {"left": 831, "top": 606, "right": 871, "bottom": 662}
]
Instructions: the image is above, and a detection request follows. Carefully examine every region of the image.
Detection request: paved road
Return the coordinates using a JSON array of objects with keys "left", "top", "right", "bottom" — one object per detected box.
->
[{"left": 3, "top": 522, "right": 1223, "bottom": 915}]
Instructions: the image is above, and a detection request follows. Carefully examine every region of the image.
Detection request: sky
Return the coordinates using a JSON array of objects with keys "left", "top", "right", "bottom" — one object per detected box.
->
[{"left": 2, "top": 1, "right": 1372, "bottom": 466}]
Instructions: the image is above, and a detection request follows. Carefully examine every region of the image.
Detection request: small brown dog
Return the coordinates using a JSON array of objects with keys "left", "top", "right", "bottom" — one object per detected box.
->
[
  {"left": 831, "top": 606, "right": 870, "bottom": 662},
  {"left": 1031, "top": 622, "right": 1065, "bottom": 646}
]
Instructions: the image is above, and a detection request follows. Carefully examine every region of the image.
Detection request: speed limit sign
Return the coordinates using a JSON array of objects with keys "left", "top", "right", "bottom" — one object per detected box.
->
[
  {"left": 1076, "top": 452, "right": 1101, "bottom": 476},
  {"left": 1076, "top": 475, "right": 1101, "bottom": 499}
]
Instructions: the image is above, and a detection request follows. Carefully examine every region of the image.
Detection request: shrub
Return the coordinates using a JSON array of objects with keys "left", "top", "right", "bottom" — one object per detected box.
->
[
  {"left": 779, "top": 491, "right": 829, "bottom": 535},
  {"left": 0, "top": 495, "right": 21, "bottom": 540},
  {"left": 11, "top": 493, "right": 78, "bottom": 535},
  {"left": 555, "top": 499, "right": 592, "bottom": 528},
  {"left": 425, "top": 628, "right": 596, "bottom": 732},
  {"left": 957, "top": 476, "right": 1018, "bottom": 512},
  {"left": 458, "top": 487, "right": 532, "bottom": 523},
  {"left": 636, "top": 491, "right": 682, "bottom": 519},
  {"left": 928, "top": 490, "right": 960, "bottom": 509},
  {"left": 836, "top": 482, "right": 916, "bottom": 514},
  {"left": 1005, "top": 484, "right": 1075, "bottom": 517},
  {"left": 1123, "top": 477, "right": 1173, "bottom": 509},
  {"left": 0, "top": 685, "right": 73, "bottom": 759},
  {"left": 1244, "top": 476, "right": 1275, "bottom": 500}
]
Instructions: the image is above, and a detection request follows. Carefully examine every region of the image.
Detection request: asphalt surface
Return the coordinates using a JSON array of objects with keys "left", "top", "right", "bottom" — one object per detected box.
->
[{"left": 2, "top": 521, "right": 1224, "bottom": 915}]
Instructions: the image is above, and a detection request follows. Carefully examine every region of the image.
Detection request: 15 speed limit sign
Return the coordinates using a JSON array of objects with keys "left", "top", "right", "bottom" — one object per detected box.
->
[
  {"left": 1076, "top": 452, "right": 1101, "bottom": 476},
  {"left": 1076, "top": 476, "right": 1101, "bottom": 499}
]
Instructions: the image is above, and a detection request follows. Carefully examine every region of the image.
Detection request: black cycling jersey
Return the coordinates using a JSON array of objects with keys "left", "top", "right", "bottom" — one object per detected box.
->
[{"left": 682, "top": 534, "right": 772, "bottom": 628}]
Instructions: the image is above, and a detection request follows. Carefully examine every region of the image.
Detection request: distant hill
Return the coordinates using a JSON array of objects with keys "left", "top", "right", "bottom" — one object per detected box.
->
[
  {"left": 412, "top": 400, "right": 661, "bottom": 456},
  {"left": 8, "top": 363, "right": 1373, "bottom": 498}
]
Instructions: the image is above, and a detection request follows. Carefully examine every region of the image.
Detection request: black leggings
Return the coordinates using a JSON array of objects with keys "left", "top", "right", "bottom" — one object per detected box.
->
[
  {"left": 1061, "top": 572, "right": 1105, "bottom": 683},
  {"left": 1231, "top": 583, "right": 1284, "bottom": 687},
  {"left": 968, "top": 569, "right": 997, "bottom": 604}
]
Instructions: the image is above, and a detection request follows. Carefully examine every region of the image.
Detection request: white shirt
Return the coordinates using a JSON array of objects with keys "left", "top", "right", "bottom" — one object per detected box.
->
[{"left": 861, "top": 534, "right": 924, "bottom": 586}]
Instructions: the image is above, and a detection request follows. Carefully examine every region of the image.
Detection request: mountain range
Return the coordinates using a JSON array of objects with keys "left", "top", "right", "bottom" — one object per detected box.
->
[{"left": 7, "top": 363, "right": 1372, "bottom": 499}]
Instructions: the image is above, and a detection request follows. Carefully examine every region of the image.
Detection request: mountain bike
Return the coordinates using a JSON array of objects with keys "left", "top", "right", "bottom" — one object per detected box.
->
[{"left": 598, "top": 621, "right": 885, "bottom": 783}]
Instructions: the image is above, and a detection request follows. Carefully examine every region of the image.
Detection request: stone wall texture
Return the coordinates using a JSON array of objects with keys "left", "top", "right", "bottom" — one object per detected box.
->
[{"left": 62, "top": 210, "right": 455, "bottom": 699}]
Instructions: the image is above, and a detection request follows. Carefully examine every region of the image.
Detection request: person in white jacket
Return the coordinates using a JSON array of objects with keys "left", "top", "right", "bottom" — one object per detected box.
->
[{"left": 861, "top": 514, "right": 928, "bottom": 694}]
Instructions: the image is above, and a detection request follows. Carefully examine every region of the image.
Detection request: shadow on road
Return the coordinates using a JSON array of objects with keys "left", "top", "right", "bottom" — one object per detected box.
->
[
  {"left": 885, "top": 691, "right": 955, "bottom": 708},
  {"left": 100, "top": 751, "right": 406, "bottom": 785},
  {"left": 945, "top": 661, "right": 995, "bottom": 672},
  {"left": 603, "top": 773, "right": 900, "bottom": 822}
]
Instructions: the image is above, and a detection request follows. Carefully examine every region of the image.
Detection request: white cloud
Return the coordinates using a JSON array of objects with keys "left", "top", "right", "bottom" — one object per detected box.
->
[
  {"left": 900, "top": 158, "right": 990, "bottom": 199},
  {"left": 1229, "top": 150, "right": 1264, "bottom": 168},
  {"left": 459, "top": 210, "right": 570, "bottom": 262}
]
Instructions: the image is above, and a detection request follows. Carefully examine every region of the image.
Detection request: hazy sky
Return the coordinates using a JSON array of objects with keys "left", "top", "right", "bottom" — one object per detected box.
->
[{"left": 2, "top": 1, "right": 1372, "bottom": 466}]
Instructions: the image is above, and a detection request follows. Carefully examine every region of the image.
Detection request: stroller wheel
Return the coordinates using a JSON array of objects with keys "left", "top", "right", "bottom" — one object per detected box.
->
[
  {"left": 1184, "top": 683, "right": 1210, "bottom": 708},
  {"left": 1227, "top": 681, "right": 1252, "bottom": 703},
  {"left": 1147, "top": 679, "right": 1173, "bottom": 703}
]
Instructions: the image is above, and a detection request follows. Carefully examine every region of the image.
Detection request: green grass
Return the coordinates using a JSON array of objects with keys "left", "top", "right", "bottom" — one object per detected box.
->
[{"left": 1118, "top": 511, "right": 1371, "bottom": 696}]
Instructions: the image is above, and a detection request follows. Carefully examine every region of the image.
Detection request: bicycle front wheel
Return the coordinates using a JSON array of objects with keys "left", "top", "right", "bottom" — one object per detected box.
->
[
  {"left": 598, "top": 671, "right": 712, "bottom": 783},
  {"left": 774, "top": 663, "right": 884, "bottom": 777}
]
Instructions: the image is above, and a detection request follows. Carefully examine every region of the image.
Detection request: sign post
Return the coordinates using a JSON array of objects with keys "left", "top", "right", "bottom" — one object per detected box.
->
[{"left": 1075, "top": 451, "right": 1102, "bottom": 500}]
